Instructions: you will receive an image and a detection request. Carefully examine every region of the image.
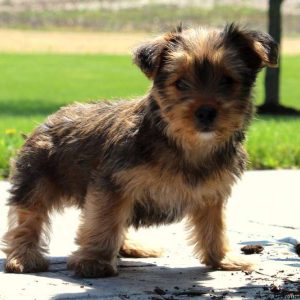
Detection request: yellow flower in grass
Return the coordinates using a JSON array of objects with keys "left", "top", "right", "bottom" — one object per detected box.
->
[{"left": 5, "top": 128, "right": 17, "bottom": 136}]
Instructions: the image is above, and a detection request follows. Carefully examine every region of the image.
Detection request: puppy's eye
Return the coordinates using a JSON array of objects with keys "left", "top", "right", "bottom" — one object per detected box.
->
[
  {"left": 220, "top": 75, "right": 234, "bottom": 86},
  {"left": 174, "top": 79, "right": 190, "bottom": 91}
]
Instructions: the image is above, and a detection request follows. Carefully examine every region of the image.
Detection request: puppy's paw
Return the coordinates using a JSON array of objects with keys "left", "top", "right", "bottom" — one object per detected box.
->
[
  {"left": 120, "top": 238, "right": 163, "bottom": 258},
  {"left": 217, "top": 255, "right": 255, "bottom": 271},
  {"left": 67, "top": 257, "right": 118, "bottom": 278},
  {"left": 5, "top": 252, "right": 49, "bottom": 273}
]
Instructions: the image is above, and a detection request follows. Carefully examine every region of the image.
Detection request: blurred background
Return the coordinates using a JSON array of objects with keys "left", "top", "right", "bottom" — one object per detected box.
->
[{"left": 0, "top": 0, "right": 299, "bottom": 178}]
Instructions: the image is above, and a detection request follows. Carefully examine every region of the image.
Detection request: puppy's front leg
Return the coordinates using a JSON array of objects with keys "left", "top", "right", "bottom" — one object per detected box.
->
[
  {"left": 67, "top": 187, "right": 131, "bottom": 278},
  {"left": 187, "top": 200, "right": 252, "bottom": 271}
]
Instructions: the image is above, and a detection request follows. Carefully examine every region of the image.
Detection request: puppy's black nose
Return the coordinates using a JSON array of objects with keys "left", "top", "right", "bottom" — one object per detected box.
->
[{"left": 195, "top": 106, "right": 218, "bottom": 130}]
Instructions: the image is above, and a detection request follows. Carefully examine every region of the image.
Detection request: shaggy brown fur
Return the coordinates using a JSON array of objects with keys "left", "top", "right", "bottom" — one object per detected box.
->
[{"left": 2, "top": 24, "right": 278, "bottom": 278}]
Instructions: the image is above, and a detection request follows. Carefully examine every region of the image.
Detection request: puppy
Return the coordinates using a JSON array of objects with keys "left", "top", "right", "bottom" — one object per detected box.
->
[{"left": 2, "top": 24, "right": 278, "bottom": 278}]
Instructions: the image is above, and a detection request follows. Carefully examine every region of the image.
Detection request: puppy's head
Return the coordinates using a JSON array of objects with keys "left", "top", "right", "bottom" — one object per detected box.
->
[{"left": 133, "top": 24, "right": 278, "bottom": 146}]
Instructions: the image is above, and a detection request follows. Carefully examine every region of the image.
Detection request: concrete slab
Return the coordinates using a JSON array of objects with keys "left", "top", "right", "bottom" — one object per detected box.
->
[{"left": 0, "top": 170, "right": 299, "bottom": 299}]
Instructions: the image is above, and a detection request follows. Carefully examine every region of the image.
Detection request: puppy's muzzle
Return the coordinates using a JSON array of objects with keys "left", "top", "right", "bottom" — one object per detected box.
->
[{"left": 195, "top": 106, "right": 218, "bottom": 132}]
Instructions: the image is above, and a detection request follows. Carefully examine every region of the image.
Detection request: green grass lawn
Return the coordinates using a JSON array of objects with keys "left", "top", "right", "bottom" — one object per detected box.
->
[{"left": 0, "top": 53, "right": 299, "bottom": 177}]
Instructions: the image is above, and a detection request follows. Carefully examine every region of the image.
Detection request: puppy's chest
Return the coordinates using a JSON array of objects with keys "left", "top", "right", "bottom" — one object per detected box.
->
[{"left": 115, "top": 164, "right": 235, "bottom": 227}]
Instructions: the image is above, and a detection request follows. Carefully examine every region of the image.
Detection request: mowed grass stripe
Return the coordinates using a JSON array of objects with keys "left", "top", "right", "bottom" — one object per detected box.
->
[
  {"left": 0, "top": 53, "right": 149, "bottom": 112},
  {"left": 0, "top": 53, "right": 299, "bottom": 176}
]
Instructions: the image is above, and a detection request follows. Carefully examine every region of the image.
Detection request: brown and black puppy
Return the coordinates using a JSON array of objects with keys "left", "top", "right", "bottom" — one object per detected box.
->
[{"left": 2, "top": 24, "right": 278, "bottom": 278}]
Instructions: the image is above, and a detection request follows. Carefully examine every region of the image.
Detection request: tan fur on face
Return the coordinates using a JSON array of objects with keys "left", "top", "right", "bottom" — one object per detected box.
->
[{"left": 149, "top": 29, "right": 255, "bottom": 157}]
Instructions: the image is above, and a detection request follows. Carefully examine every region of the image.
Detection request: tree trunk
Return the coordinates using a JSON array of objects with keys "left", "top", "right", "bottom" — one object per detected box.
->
[
  {"left": 264, "top": 0, "right": 282, "bottom": 108},
  {"left": 259, "top": 0, "right": 299, "bottom": 115}
]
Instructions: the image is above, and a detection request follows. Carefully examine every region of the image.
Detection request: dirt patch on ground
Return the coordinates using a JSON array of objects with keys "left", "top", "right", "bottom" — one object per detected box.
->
[
  {"left": 0, "top": 29, "right": 299, "bottom": 55},
  {"left": 0, "top": 29, "right": 149, "bottom": 54},
  {"left": 282, "top": 38, "right": 300, "bottom": 55}
]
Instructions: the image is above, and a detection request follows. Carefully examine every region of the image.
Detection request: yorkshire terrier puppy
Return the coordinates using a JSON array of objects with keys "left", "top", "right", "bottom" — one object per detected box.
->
[{"left": 3, "top": 24, "right": 278, "bottom": 278}]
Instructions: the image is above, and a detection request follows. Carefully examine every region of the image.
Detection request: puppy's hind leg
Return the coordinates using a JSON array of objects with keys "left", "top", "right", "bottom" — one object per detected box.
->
[{"left": 3, "top": 178, "right": 56, "bottom": 273}]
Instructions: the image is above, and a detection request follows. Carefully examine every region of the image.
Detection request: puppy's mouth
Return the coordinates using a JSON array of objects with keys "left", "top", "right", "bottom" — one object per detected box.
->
[{"left": 198, "top": 125, "right": 215, "bottom": 133}]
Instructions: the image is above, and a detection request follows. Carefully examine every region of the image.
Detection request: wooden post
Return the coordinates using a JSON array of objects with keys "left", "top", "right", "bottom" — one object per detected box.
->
[{"left": 264, "top": 0, "right": 282, "bottom": 108}]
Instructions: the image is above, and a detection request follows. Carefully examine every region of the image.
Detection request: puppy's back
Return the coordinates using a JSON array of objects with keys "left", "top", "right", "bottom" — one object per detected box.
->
[{"left": 8, "top": 100, "right": 142, "bottom": 209}]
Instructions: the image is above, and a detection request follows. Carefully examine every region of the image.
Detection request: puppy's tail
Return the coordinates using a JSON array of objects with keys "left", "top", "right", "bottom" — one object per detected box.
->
[{"left": 119, "top": 238, "right": 163, "bottom": 258}]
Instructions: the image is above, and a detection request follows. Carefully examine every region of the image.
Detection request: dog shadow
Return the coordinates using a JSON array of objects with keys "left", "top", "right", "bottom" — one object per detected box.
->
[
  {"left": 1, "top": 256, "right": 299, "bottom": 299},
  {"left": 0, "top": 256, "right": 215, "bottom": 299}
]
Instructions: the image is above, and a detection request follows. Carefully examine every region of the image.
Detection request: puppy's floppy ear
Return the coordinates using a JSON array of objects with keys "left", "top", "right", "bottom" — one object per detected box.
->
[
  {"left": 247, "top": 30, "right": 278, "bottom": 67},
  {"left": 223, "top": 23, "right": 278, "bottom": 69},
  {"left": 133, "top": 26, "right": 183, "bottom": 79},
  {"left": 133, "top": 36, "right": 167, "bottom": 79}
]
